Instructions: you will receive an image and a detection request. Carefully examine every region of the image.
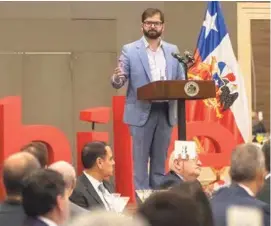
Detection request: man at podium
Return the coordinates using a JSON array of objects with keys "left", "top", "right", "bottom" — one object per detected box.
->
[{"left": 111, "top": 8, "right": 185, "bottom": 189}]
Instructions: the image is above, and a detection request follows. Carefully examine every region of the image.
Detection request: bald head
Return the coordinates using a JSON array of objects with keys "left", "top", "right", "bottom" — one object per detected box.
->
[
  {"left": 49, "top": 161, "right": 76, "bottom": 191},
  {"left": 3, "top": 152, "right": 41, "bottom": 196}
]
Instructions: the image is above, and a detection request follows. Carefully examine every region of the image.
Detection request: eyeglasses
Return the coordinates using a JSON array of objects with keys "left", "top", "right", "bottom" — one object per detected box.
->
[{"left": 143, "top": 21, "right": 163, "bottom": 27}]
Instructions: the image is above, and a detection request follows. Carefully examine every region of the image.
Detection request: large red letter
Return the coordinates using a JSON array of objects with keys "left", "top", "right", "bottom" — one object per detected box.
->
[{"left": 0, "top": 96, "right": 72, "bottom": 200}]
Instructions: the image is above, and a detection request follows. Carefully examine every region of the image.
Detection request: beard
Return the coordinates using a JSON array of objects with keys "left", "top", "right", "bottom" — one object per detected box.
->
[{"left": 143, "top": 28, "right": 162, "bottom": 40}]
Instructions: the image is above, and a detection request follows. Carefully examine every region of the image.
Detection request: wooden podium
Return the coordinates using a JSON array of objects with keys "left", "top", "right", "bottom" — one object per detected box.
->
[{"left": 137, "top": 80, "right": 216, "bottom": 140}]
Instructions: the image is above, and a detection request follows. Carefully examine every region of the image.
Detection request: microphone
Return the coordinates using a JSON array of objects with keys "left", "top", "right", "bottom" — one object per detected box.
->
[
  {"left": 171, "top": 52, "right": 185, "bottom": 62},
  {"left": 184, "top": 51, "right": 195, "bottom": 63}
]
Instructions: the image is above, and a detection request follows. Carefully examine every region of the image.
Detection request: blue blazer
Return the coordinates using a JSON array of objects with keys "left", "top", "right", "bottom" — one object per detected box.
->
[
  {"left": 210, "top": 183, "right": 270, "bottom": 226},
  {"left": 111, "top": 37, "right": 185, "bottom": 127}
]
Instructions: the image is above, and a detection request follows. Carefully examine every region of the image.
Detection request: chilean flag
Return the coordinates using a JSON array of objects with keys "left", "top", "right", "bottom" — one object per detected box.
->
[{"left": 187, "top": 1, "right": 249, "bottom": 150}]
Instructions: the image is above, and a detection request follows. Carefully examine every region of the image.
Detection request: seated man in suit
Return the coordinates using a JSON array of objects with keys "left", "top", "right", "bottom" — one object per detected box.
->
[
  {"left": 160, "top": 149, "right": 201, "bottom": 189},
  {"left": 22, "top": 169, "right": 70, "bottom": 226},
  {"left": 210, "top": 143, "right": 270, "bottom": 226},
  {"left": 0, "top": 152, "right": 40, "bottom": 226},
  {"left": 70, "top": 141, "right": 115, "bottom": 210},
  {"left": 257, "top": 140, "right": 270, "bottom": 204},
  {"left": 48, "top": 161, "right": 89, "bottom": 219}
]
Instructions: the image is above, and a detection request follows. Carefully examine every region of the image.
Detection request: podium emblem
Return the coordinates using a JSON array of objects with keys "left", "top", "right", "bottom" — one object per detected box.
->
[{"left": 184, "top": 81, "right": 199, "bottom": 97}]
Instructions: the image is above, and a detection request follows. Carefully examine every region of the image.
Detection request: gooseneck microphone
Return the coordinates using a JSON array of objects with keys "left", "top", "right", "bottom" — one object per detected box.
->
[{"left": 171, "top": 52, "right": 185, "bottom": 62}]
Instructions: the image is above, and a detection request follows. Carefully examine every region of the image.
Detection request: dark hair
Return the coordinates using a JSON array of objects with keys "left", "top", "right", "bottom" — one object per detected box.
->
[
  {"left": 3, "top": 153, "right": 40, "bottom": 196},
  {"left": 137, "top": 191, "right": 199, "bottom": 226},
  {"left": 21, "top": 142, "right": 48, "bottom": 168},
  {"left": 141, "top": 8, "right": 164, "bottom": 23},
  {"left": 262, "top": 140, "right": 270, "bottom": 172},
  {"left": 171, "top": 181, "right": 214, "bottom": 226},
  {"left": 22, "top": 169, "right": 66, "bottom": 217},
  {"left": 81, "top": 141, "right": 107, "bottom": 169}
]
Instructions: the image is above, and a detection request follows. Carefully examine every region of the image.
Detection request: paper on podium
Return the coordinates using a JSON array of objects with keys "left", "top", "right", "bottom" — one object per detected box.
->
[{"left": 174, "top": 140, "right": 197, "bottom": 160}]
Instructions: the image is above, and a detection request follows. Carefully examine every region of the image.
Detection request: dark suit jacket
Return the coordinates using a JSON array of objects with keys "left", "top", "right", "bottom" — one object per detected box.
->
[
  {"left": 257, "top": 177, "right": 270, "bottom": 204},
  {"left": 210, "top": 183, "right": 270, "bottom": 226},
  {"left": 23, "top": 217, "right": 49, "bottom": 226},
  {"left": 0, "top": 199, "right": 26, "bottom": 226},
  {"left": 160, "top": 171, "right": 184, "bottom": 189},
  {"left": 69, "top": 173, "right": 114, "bottom": 210}
]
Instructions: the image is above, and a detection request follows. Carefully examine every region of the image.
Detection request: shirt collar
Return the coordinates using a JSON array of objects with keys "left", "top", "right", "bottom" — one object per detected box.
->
[
  {"left": 38, "top": 217, "right": 58, "bottom": 226},
  {"left": 238, "top": 183, "right": 255, "bottom": 197},
  {"left": 83, "top": 171, "right": 102, "bottom": 190},
  {"left": 142, "top": 36, "right": 163, "bottom": 49},
  {"left": 265, "top": 173, "right": 270, "bottom": 179}
]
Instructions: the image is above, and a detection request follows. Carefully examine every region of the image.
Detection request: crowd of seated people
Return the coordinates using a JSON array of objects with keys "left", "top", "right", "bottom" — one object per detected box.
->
[{"left": 0, "top": 139, "right": 269, "bottom": 226}]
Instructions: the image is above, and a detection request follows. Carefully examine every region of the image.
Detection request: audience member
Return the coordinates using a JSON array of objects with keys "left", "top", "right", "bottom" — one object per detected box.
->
[
  {"left": 257, "top": 140, "right": 270, "bottom": 204},
  {"left": 67, "top": 210, "right": 147, "bottom": 226},
  {"left": 160, "top": 149, "right": 201, "bottom": 189},
  {"left": 252, "top": 111, "right": 267, "bottom": 137},
  {"left": 137, "top": 190, "right": 200, "bottom": 226},
  {"left": 0, "top": 152, "right": 40, "bottom": 226},
  {"left": 21, "top": 141, "right": 49, "bottom": 168},
  {"left": 210, "top": 143, "right": 270, "bottom": 226},
  {"left": 70, "top": 141, "right": 115, "bottom": 210},
  {"left": 49, "top": 161, "right": 89, "bottom": 218},
  {"left": 171, "top": 181, "right": 214, "bottom": 226},
  {"left": 22, "top": 169, "right": 70, "bottom": 226}
]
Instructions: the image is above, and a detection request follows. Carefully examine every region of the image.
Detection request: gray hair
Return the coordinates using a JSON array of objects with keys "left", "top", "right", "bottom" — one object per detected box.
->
[
  {"left": 230, "top": 143, "right": 265, "bottom": 182},
  {"left": 48, "top": 161, "right": 76, "bottom": 189},
  {"left": 67, "top": 210, "right": 148, "bottom": 226}
]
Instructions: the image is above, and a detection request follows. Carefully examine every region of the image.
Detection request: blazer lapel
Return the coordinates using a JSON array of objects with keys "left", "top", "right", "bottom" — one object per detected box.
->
[
  {"left": 136, "top": 40, "right": 152, "bottom": 82},
  {"left": 80, "top": 174, "right": 104, "bottom": 205},
  {"left": 162, "top": 43, "right": 173, "bottom": 80}
]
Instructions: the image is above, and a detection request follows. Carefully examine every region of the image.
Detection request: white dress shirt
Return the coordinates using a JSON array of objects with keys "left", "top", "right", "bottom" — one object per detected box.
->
[
  {"left": 38, "top": 217, "right": 58, "bottom": 226},
  {"left": 142, "top": 36, "right": 166, "bottom": 82},
  {"left": 83, "top": 172, "right": 111, "bottom": 210},
  {"left": 238, "top": 183, "right": 255, "bottom": 197},
  {"left": 265, "top": 173, "right": 270, "bottom": 180}
]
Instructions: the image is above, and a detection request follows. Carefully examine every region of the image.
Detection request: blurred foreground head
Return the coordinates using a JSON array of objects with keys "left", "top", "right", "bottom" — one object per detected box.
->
[
  {"left": 137, "top": 190, "right": 200, "bottom": 226},
  {"left": 67, "top": 210, "right": 147, "bottom": 226}
]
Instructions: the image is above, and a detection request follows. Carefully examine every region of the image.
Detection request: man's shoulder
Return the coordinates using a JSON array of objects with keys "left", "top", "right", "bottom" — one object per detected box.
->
[
  {"left": 160, "top": 171, "right": 182, "bottom": 189},
  {"left": 23, "top": 217, "right": 49, "bottom": 226},
  {"left": 0, "top": 201, "right": 24, "bottom": 213},
  {"left": 122, "top": 39, "right": 141, "bottom": 50}
]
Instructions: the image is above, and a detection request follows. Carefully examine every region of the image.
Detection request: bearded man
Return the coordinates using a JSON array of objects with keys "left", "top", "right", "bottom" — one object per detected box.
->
[{"left": 111, "top": 8, "right": 185, "bottom": 190}]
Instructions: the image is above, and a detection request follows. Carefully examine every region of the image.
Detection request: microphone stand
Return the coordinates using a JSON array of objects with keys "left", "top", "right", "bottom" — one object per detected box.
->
[{"left": 172, "top": 53, "right": 195, "bottom": 140}]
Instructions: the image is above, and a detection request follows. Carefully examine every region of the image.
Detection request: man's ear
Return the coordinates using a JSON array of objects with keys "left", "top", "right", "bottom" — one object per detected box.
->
[
  {"left": 162, "top": 23, "right": 165, "bottom": 32},
  {"left": 96, "top": 157, "right": 103, "bottom": 169},
  {"left": 174, "top": 159, "right": 181, "bottom": 170},
  {"left": 56, "top": 194, "right": 65, "bottom": 212}
]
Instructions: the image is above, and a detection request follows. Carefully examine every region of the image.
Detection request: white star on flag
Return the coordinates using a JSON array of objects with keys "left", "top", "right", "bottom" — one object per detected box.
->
[{"left": 203, "top": 11, "right": 218, "bottom": 38}]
